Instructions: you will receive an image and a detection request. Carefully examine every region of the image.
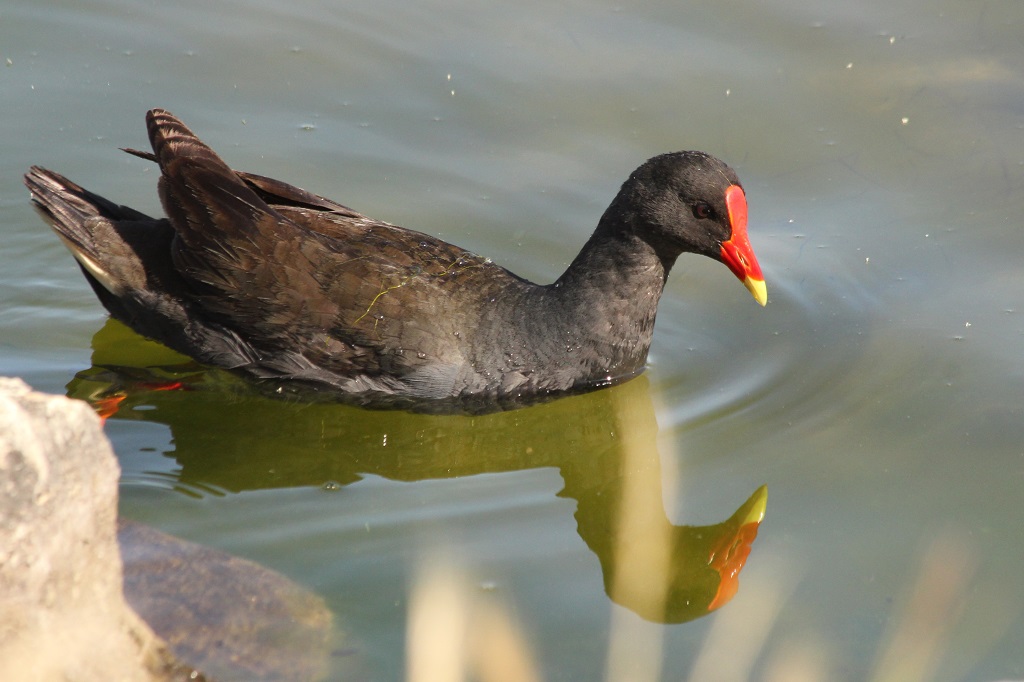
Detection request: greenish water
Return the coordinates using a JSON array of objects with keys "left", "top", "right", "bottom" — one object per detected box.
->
[{"left": 3, "top": 0, "right": 1024, "bottom": 679}]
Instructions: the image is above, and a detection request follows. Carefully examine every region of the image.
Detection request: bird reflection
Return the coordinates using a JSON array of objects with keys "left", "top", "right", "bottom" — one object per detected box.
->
[{"left": 70, "top": 319, "right": 767, "bottom": 624}]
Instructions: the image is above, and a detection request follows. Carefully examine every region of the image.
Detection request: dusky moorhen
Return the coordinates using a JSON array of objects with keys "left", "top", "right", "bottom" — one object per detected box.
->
[{"left": 25, "top": 109, "right": 765, "bottom": 412}]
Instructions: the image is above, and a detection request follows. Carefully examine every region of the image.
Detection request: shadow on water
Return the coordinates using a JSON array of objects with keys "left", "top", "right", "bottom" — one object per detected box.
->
[{"left": 71, "top": 319, "right": 767, "bottom": 625}]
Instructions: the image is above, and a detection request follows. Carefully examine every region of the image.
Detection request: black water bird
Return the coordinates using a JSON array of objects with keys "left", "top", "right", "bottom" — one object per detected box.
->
[{"left": 25, "top": 109, "right": 766, "bottom": 411}]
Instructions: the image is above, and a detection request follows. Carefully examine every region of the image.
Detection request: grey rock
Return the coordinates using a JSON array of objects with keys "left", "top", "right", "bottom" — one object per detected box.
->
[{"left": 0, "top": 377, "right": 199, "bottom": 681}]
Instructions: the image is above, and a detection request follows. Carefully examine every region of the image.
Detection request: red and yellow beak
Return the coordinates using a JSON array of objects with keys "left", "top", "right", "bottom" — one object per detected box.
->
[{"left": 720, "top": 185, "right": 767, "bottom": 306}]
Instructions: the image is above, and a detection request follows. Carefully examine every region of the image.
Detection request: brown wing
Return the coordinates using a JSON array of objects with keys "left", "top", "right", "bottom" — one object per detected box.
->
[
  {"left": 122, "top": 146, "right": 360, "bottom": 214},
  {"left": 283, "top": 209, "right": 520, "bottom": 373},
  {"left": 145, "top": 109, "right": 524, "bottom": 380}
]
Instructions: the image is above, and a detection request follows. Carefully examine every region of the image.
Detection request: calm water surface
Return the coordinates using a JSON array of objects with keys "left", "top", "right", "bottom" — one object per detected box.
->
[{"left": 3, "top": 0, "right": 1024, "bottom": 680}]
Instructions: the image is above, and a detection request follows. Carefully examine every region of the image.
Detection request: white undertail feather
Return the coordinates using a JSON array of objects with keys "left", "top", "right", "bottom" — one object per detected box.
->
[{"left": 54, "top": 233, "right": 123, "bottom": 296}]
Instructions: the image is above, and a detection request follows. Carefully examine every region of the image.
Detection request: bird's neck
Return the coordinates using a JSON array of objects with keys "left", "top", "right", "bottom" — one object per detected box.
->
[{"left": 541, "top": 215, "right": 675, "bottom": 378}]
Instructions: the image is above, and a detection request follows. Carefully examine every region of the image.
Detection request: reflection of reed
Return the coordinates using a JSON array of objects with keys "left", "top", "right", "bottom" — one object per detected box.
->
[
  {"left": 870, "top": 534, "right": 978, "bottom": 682},
  {"left": 402, "top": 533, "right": 998, "bottom": 682},
  {"left": 407, "top": 553, "right": 542, "bottom": 682},
  {"left": 687, "top": 531, "right": 999, "bottom": 682}
]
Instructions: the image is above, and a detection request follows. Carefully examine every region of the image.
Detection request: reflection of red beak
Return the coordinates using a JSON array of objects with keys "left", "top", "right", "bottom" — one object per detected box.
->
[
  {"left": 93, "top": 393, "right": 127, "bottom": 423},
  {"left": 720, "top": 185, "right": 767, "bottom": 306},
  {"left": 707, "top": 519, "right": 762, "bottom": 611},
  {"left": 707, "top": 484, "right": 768, "bottom": 612}
]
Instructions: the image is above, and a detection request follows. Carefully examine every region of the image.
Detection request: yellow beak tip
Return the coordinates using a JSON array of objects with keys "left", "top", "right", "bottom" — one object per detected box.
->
[
  {"left": 744, "top": 276, "right": 768, "bottom": 306},
  {"left": 746, "top": 484, "right": 768, "bottom": 524}
]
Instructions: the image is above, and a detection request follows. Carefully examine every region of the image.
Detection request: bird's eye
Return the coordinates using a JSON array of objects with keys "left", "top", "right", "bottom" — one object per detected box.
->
[{"left": 692, "top": 202, "right": 713, "bottom": 219}]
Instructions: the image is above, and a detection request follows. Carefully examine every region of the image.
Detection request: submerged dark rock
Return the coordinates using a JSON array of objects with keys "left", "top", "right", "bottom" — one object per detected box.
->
[{"left": 119, "top": 519, "right": 338, "bottom": 682}]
